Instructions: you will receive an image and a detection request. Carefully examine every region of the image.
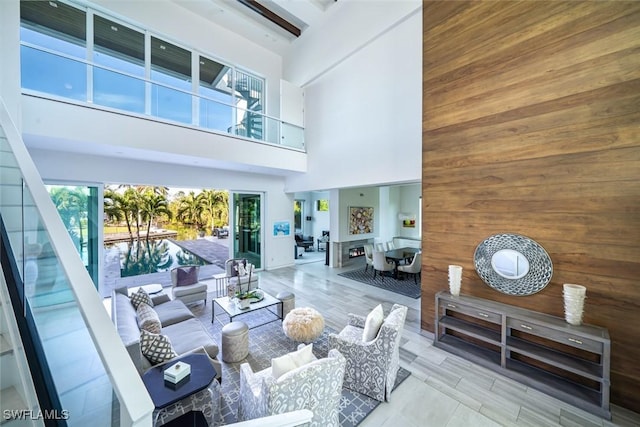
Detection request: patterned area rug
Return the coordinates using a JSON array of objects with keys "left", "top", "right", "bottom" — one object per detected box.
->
[
  {"left": 190, "top": 304, "right": 410, "bottom": 426},
  {"left": 338, "top": 268, "right": 421, "bottom": 299}
]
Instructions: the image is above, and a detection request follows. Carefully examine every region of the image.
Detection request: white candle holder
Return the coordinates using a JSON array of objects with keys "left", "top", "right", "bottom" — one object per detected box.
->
[{"left": 448, "top": 265, "right": 463, "bottom": 296}]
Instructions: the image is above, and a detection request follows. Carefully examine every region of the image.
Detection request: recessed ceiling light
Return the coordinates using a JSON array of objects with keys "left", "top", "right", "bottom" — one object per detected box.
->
[
  {"left": 111, "top": 26, "right": 118, "bottom": 32},
  {"left": 48, "top": 1, "right": 58, "bottom": 8}
]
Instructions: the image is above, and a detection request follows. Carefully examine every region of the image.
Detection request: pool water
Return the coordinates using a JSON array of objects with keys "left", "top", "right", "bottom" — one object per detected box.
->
[{"left": 107, "top": 239, "right": 209, "bottom": 277}]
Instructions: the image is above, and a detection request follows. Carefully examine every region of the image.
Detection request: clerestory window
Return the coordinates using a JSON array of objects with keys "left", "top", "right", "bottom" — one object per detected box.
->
[{"left": 19, "top": 0, "right": 266, "bottom": 139}]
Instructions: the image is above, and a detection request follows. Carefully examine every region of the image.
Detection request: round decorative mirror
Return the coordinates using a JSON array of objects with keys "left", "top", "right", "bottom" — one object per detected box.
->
[{"left": 474, "top": 233, "right": 553, "bottom": 296}]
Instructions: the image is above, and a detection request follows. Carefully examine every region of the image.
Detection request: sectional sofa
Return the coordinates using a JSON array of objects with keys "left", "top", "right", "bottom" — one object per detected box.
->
[{"left": 111, "top": 286, "right": 222, "bottom": 379}]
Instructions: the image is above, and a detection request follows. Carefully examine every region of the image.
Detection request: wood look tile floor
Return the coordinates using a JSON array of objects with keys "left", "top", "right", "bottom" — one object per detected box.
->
[{"left": 222, "top": 259, "right": 640, "bottom": 427}]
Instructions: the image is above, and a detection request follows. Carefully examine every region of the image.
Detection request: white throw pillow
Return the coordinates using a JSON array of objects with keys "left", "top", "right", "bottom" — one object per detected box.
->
[
  {"left": 271, "top": 344, "right": 315, "bottom": 379},
  {"left": 362, "top": 304, "right": 384, "bottom": 342}
]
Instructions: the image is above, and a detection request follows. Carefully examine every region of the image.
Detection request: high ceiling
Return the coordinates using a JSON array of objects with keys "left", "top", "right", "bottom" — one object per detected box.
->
[{"left": 173, "top": 0, "right": 337, "bottom": 56}]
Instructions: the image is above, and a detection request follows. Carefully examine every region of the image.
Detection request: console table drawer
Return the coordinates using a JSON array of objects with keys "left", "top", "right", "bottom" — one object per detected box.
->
[
  {"left": 441, "top": 300, "right": 501, "bottom": 324},
  {"left": 507, "top": 318, "right": 603, "bottom": 354}
]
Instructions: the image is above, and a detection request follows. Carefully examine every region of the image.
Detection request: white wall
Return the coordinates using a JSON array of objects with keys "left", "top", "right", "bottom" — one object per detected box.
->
[
  {"left": 283, "top": 0, "right": 422, "bottom": 87},
  {"left": 398, "top": 184, "right": 421, "bottom": 239},
  {"left": 336, "top": 187, "right": 379, "bottom": 243},
  {"left": 28, "top": 149, "right": 296, "bottom": 271},
  {"left": 283, "top": 8, "right": 422, "bottom": 193}
]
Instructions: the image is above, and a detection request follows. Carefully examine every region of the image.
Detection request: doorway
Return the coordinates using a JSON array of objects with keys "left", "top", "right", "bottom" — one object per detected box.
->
[{"left": 232, "top": 192, "right": 262, "bottom": 268}]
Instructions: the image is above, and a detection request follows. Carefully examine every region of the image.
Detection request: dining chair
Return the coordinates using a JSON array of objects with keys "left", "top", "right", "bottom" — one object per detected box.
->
[
  {"left": 363, "top": 244, "right": 374, "bottom": 273},
  {"left": 397, "top": 252, "right": 421, "bottom": 284},
  {"left": 372, "top": 251, "right": 395, "bottom": 281}
]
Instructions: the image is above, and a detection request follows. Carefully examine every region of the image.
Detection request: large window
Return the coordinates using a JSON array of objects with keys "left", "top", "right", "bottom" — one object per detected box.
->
[
  {"left": 294, "top": 200, "right": 304, "bottom": 232},
  {"left": 235, "top": 70, "right": 264, "bottom": 139},
  {"left": 93, "top": 15, "right": 145, "bottom": 113},
  {"left": 20, "top": 0, "right": 87, "bottom": 100},
  {"left": 199, "top": 56, "right": 233, "bottom": 132},
  {"left": 151, "top": 37, "right": 192, "bottom": 124},
  {"left": 19, "top": 0, "right": 266, "bottom": 139}
]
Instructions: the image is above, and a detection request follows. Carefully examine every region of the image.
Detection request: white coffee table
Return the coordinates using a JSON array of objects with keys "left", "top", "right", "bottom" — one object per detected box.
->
[{"left": 211, "top": 291, "right": 282, "bottom": 329}]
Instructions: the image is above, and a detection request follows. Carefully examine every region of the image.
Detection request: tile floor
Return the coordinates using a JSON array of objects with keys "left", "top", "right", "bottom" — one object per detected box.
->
[{"left": 238, "top": 259, "right": 640, "bottom": 427}]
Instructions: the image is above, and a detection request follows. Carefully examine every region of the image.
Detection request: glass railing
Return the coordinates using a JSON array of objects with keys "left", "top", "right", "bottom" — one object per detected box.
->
[
  {"left": 0, "top": 100, "right": 153, "bottom": 426},
  {"left": 20, "top": 44, "right": 305, "bottom": 150}
]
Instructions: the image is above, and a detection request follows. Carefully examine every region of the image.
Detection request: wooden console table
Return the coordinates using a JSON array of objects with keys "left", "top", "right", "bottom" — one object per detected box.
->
[{"left": 434, "top": 291, "right": 611, "bottom": 419}]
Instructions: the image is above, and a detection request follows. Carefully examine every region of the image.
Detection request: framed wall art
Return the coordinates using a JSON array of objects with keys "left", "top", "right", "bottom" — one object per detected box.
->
[
  {"left": 272, "top": 220, "right": 290, "bottom": 237},
  {"left": 349, "top": 206, "right": 374, "bottom": 235}
]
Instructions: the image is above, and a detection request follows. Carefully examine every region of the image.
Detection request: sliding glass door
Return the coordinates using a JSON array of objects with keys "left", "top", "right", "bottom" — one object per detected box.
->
[
  {"left": 232, "top": 192, "right": 262, "bottom": 269},
  {"left": 46, "top": 184, "right": 100, "bottom": 288}
]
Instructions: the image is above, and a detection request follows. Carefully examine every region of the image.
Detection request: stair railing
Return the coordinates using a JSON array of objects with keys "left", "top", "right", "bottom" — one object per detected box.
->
[{"left": 0, "top": 98, "right": 153, "bottom": 426}]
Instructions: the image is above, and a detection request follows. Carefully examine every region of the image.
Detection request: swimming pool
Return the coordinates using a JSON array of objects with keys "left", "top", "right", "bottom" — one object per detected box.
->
[{"left": 107, "top": 239, "right": 209, "bottom": 277}]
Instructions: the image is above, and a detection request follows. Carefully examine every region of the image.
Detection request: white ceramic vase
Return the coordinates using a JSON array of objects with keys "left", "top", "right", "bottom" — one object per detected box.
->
[
  {"left": 563, "top": 283, "right": 586, "bottom": 325},
  {"left": 449, "top": 265, "right": 463, "bottom": 296}
]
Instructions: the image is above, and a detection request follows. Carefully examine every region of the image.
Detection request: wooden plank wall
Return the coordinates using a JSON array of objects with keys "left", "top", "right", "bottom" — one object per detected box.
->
[{"left": 422, "top": 1, "right": 640, "bottom": 412}]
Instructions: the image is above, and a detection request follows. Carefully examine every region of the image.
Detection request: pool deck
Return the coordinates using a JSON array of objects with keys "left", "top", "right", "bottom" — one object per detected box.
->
[{"left": 101, "top": 237, "right": 229, "bottom": 298}]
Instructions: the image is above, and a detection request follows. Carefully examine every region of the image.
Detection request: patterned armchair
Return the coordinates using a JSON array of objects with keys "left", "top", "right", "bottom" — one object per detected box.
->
[
  {"left": 237, "top": 347, "right": 346, "bottom": 427},
  {"left": 328, "top": 304, "right": 408, "bottom": 402}
]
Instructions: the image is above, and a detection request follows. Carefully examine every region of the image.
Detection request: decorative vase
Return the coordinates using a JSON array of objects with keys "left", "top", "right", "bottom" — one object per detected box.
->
[
  {"left": 448, "top": 265, "right": 462, "bottom": 296},
  {"left": 563, "top": 284, "right": 586, "bottom": 325}
]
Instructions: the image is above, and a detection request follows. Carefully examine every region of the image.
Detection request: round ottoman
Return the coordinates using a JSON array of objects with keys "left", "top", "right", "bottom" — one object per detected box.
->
[
  {"left": 276, "top": 291, "right": 295, "bottom": 319},
  {"left": 283, "top": 307, "right": 325, "bottom": 343},
  {"left": 221, "top": 321, "right": 249, "bottom": 363}
]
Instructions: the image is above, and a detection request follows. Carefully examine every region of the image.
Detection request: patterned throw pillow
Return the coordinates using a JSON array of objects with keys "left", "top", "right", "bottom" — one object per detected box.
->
[
  {"left": 176, "top": 266, "right": 198, "bottom": 286},
  {"left": 130, "top": 288, "right": 153, "bottom": 309},
  {"left": 139, "top": 330, "right": 177, "bottom": 365},
  {"left": 136, "top": 302, "right": 161, "bottom": 334}
]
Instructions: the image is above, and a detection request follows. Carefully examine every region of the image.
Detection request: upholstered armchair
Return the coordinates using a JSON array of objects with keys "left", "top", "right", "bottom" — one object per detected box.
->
[
  {"left": 224, "top": 258, "right": 259, "bottom": 292},
  {"left": 237, "top": 346, "right": 346, "bottom": 427},
  {"left": 328, "top": 304, "right": 408, "bottom": 402},
  {"left": 170, "top": 265, "right": 207, "bottom": 305}
]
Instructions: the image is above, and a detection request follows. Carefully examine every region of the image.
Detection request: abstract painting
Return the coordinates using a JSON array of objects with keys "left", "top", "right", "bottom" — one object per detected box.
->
[{"left": 349, "top": 207, "right": 373, "bottom": 235}]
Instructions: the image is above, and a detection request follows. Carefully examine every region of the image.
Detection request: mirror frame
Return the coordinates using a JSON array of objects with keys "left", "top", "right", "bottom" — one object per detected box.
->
[{"left": 474, "top": 233, "right": 553, "bottom": 296}]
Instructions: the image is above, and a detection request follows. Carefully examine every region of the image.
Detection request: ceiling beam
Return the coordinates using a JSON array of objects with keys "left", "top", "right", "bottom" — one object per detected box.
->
[{"left": 236, "top": 0, "right": 302, "bottom": 37}]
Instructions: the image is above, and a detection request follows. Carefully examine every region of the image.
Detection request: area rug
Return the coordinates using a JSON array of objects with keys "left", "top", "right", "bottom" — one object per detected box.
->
[
  {"left": 190, "top": 304, "right": 410, "bottom": 426},
  {"left": 338, "top": 268, "right": 421, "bottom": 299}
]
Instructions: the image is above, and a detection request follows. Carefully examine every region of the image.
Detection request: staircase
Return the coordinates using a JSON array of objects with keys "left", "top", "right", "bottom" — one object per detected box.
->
[{"left": 0, "top": 272, "right": 41, "bottom": 427}]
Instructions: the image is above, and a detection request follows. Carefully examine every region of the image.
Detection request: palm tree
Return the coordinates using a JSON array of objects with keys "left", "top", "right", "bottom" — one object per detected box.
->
[
  {"left": 198, "top": 189, "right": 229, "bottom": 234},
  {"left": 122, "top": 188, "right": 143, "bottom": 241},
  {"left": 140, "top": 190, "right": 172, "bottom": 239},
  {"left": 177, "top": 191, "right": 205, "bottom": 232}
]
